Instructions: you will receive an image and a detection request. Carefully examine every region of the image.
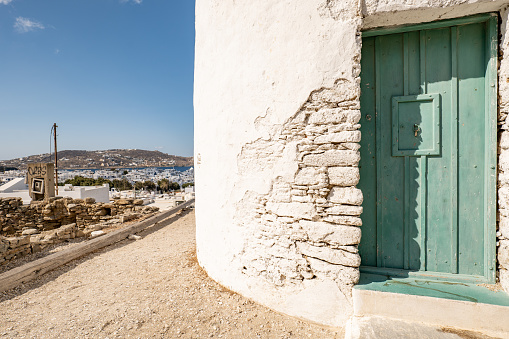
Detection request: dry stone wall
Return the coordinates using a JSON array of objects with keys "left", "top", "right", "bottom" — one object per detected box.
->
[{"left": 0, "top": 197, "right": 158, "bottom": 265}]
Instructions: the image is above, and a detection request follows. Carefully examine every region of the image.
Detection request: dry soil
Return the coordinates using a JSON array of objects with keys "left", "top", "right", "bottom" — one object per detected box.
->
[{"left": 0, "top": 209, "right": 343, "bottom": 338}]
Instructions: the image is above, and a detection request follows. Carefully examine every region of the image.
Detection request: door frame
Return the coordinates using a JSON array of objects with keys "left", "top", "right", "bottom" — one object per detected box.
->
[{"left": 359, "top": 13, "right": 498, "bottom": 284}]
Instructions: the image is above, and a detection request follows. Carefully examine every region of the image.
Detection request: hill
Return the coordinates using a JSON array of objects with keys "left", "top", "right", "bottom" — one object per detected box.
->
[{"left": 0, "top": 149, "right": 193, "bottom": 170}]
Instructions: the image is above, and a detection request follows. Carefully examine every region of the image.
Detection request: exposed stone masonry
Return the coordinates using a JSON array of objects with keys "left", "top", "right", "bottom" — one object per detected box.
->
[
  {"left": 236, "top": 79, "right": 362, "bottom": 297},
  {"left": 0, "top": 197, "right": 158, "bottom": 265},
  {"left": 497, "top": 8, "right": 509, "bottom": 293}
]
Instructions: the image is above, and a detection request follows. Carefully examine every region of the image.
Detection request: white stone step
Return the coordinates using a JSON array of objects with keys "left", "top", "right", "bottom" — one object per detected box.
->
[{"left": 350, "top": 289, "right": 509, "bottom": 338}]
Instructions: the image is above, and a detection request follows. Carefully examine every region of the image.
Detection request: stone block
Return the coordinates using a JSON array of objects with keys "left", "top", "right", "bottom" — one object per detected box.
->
[
  {"left": 325, "top": 205, "right": 363, "bottom": 216},
  {"left": 31, "top": 243, "right": 42, "bottom": 253},
  {"left": 501, "top": 131, "right": 509, "bottom": 150},
  {"left": 341, "top": 142, "right": 361, "bottom": 151},
  {"left": 133, "top": 199, "right": 144, "bottom": 206},
  {"left": 292, "top": 195, "right": 312, "bottom": 203},
  {"left": 500, "top": 217, "right": 509, "bottom": 239},
  {"left": 294, "top": 167, "right": 321, "bottom": 185},
  {"left": 328, "top": 167, "right": 360, "bottom": 186},
  {"left": 95, "top": 209, "right": 108, "bottom": 216},
  {"left": 90, "top": 230, "right": 105, "bottom": 238},
  {"left": 500, "top": 151, "right": 509, "bottom": 172},
  {"left": 314, "top": 131, "right": 361, "bottom": 144},
  {"left": 328, "top": 187, "right": 363, "bottom": 205},
  {"left": 297, "top": 220, "right": 361, "bottom": 246},
  {"left": 17, "top": 236, "right": 30, "bottom": 246},
  {"left": 303, "top": 150, "right": 360, "bottom": 167},
  {"left": 0, "top": 242, "right": 7, "bottom": 254},
  {"left": 323, "top": 215, "right": 362, "bottom": 226},
  {"left": 84, "top": 197, "right": 96, "bottom": 204},
  {"left": 308, "top": 108, "right": 361, "bottom": 125},
  {"left": 501, "top": 269, "right": 509, "bottom": 294},
  {"left": 297, "top": 242, "right": 361, "bottom": 267},
  {"left": 21, "top": 228, "right": 39, "bottom": 236},
  {"left": 499, "top": 240, "right": 509, "bottom": 270},
  {"left": 291, "top": 189, "right": 307, "bottom": 196},
  {"left": 266, "top": 202, "right": 317, "bottom": 220},
  {"left": 500, "top": 173, "right": 509, "bottom": 186},
  {"left": 306, "top": 257, "right": 360, "bottom": 285},
  {"left": 500, "top": 186, "right": 509, "bottom": 210}
]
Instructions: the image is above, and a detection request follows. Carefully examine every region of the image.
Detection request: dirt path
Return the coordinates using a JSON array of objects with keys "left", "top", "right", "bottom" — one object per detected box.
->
[{"left": 0, "top": 209, "right": 342, "bottom": 338}]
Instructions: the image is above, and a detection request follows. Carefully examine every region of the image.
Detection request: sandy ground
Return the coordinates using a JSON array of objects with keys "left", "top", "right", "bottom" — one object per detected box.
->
[{"left": 0, "top": 209, "right": 343, "bottom": 338}]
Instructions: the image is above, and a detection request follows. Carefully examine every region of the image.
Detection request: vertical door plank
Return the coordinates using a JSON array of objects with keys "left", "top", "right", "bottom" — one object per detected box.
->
[
  {"left": 377, "top": 34, "right": 405, "bottom": 268},
  {"left": 484, "top": 15, "right": 498, "bottom": 283},
  {"left": 359, "top": 37, "right": 378, "bottom": 266},
  {"left": 457, "top": 22, "right": 486, "bottom": 276},
  {"left": 407, "top": 31, "right": 424, "bottom": 271},
  {"left": 423, "top": 27, "right": 453, "bottom": 274},
  {"left": 403, "top": 33, "right": 410, "bottom": 270},
  {"left": 450, "top": 26, "right": 459, "bottom": 274}
]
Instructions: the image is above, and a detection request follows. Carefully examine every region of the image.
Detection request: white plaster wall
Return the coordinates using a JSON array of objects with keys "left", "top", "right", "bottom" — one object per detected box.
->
[
  {"left": 0, "top": 178, "right": 27, "bottom": 193},
  {"left": 195, "top": 0, "right": 509, "bottom": 328},
  {"left": 58, "top": 185, "right": 110, "bottom": 203}
]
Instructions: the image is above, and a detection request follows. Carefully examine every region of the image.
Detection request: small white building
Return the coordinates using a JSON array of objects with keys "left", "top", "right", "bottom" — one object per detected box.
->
[
  {"left": 0, "top": 180, "right": 110, "bottom": 204},
  {"left": 0, "top": 178, "right": 31, "bottom": 204},
  {"left": 60, "top": 183, "right": 110, "bottom": 203}
]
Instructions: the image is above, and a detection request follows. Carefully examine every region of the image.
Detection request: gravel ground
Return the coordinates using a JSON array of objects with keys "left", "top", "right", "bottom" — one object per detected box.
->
[{"left": 0, "top": 209, "right": 343, "bottom": 338}]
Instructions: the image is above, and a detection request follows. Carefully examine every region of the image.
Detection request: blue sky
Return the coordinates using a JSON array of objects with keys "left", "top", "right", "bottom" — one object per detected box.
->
[{"left": 0, "top": 0, "right": 195, "bottom": 160}]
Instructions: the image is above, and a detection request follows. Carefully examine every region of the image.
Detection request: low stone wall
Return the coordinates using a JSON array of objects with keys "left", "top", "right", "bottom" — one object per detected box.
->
[{"left": 0, "top": 197, "right": 159, "bottom": 265}]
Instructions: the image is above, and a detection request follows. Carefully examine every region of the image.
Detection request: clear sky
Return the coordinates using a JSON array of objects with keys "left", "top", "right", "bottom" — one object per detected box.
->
[{"left": 0, "top": 0, "right": 195, "bottom": 161}]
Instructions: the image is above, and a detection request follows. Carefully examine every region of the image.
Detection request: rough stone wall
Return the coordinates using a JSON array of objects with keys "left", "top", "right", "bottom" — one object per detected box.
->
[
  {"left": 235, "top": 79, "right": 363, "bottom": 307},
  {"left": 0, "top": 197, "right": 158, "bottom": 265},
  {"left": 497, "top": 6, "right": 509, "bottom": 293},
  {"left": 0, "top": 197, "right": 157, "bottom": 237}
]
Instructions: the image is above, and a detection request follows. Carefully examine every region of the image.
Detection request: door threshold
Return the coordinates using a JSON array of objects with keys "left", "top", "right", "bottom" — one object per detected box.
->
[
  {"left": 353, "top": 274, "right": 509, "bottom": 337},
  {"left": 355, "top": 272, "right": 509, "bottom": 307}
]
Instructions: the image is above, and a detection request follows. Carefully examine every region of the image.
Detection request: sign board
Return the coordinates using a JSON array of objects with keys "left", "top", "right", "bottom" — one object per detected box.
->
[{"left": 27, "top": 163, "right": 55, "bottom": 201}]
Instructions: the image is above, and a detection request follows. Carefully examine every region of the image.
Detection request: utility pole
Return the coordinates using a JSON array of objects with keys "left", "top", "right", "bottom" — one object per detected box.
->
[{"left": 53, "top": 123, "right": 58, "bottom": 195}]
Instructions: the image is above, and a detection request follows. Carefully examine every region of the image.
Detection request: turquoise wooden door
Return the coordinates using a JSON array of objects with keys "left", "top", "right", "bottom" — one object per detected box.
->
[{"left": 359, "top": 15, "right": 498, "bottom": 283}]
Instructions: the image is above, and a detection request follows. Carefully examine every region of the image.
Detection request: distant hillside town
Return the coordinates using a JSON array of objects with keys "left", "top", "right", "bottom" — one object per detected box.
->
[
  {"left": 0, "top": 164, "right": 194, "bottom": 207},
  {"left": 0, "top": 165, "right": 194, "bottom": 190},
  {"left": 0, "top": 149, "right": 193, "bottom": 170},
  {"left": 0, "top": 149, "right": 195, "bottom": 205}
]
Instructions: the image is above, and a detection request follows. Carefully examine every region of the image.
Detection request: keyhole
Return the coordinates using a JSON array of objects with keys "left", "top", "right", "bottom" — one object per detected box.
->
[{"left": 413, "top": 124, "right": 420, "bottom": 137}]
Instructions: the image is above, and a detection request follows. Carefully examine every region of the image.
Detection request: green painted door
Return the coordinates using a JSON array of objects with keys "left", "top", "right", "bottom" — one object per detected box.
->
[{"left": 359, "top": 15, "right": 497, "bottom": 283}]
